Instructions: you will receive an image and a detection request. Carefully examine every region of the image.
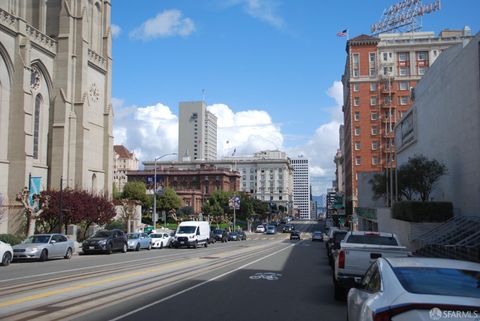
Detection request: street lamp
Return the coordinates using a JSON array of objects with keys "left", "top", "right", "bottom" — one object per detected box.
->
[{"left": 153, "top": 153, "right": 177, "bottom": 229}]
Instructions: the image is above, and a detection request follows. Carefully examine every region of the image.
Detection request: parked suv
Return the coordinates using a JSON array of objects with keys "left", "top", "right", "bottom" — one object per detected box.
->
[
  {"left": 82, "top": 229, "right": 128, "bottom": 254},
  {"left": 212, "top": 229, "right": 228, "bottom": 242}
]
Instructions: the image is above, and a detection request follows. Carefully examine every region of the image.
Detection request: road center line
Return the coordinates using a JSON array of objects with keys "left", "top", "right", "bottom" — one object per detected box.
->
[{"left": 108, "top": 243, "right": 295, "bottom": 321}]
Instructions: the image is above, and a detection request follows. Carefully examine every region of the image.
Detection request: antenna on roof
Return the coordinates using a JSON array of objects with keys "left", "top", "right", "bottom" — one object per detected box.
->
[{"left": 371, "top": 0, "right": 441, "bottom": 35}]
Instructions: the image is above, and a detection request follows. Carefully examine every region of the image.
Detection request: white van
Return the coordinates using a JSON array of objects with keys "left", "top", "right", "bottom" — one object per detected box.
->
[{"left": 173, "top": 221, "right": 211, "bottom": 248}]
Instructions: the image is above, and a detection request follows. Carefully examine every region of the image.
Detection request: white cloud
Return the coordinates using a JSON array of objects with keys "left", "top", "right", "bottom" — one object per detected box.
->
[
  {"left": 207, "top": 104, "right": 284, "bottom": 157},
  {"left": 113, "top": 100, "right": 178, "bottom": 162},
  {"left": 111, "top": 24, "right": 121, "bottom": 38},
  {"left": 129, "top": 10, "right": 195, "bottom": 41},
  {"left": 286, "top": 81, "right": 344, "bottom": 195},
  {"left": 226, "top": 0, "right": 284, "bottom": 28}
]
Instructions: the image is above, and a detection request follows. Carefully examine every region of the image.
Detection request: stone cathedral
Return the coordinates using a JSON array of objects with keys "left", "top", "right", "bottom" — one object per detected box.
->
[{"left": 0, "top": 0, "right": 113, "bottom": 233}]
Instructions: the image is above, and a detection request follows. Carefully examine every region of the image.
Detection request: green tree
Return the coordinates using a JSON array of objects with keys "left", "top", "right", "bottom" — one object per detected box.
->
[
  {"left": 122, "top": 181, "right": 148, "bottom": 204},
  {"left": 370, "top": 154, "right": 447, "bottom": 202},
  {"left": 157, "top": 187, "right": 182, "bottom": 222}
]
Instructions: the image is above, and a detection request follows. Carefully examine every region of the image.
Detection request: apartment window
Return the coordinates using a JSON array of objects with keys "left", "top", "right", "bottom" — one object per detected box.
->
[
  {"left": 352, "top": 53, "right": 359, "bottom": 64},
  {"left": 399, "top": 96, "right": 409, "bottom": 105},
  {"left": 354, "top": 127, "right": 360, "bottom": 136},
  {"left": 398, "top": 52, "right": 409, "bottom": 62},
  {"left": 352, "top": 53, "right": 359, "bottom": 78},
  {"left": 383, "top": 66, "right": 393, "bottom": 76},
  {"left": 383, "top": 52, "right": 388, "bottom": 61},
  {"left": 354, "top": 112, "right": 360, "bottom": 121},
  {"left": 370, "top": 96, "right": 377, "bottom": 106},
  {"left": 371, "top": 112, "right": 378, "bottom": 120},
  {"left": 372, "top": 141, "right": 379, "bottom": 150},
  {"left": 355, "top": 157, "right": 361, "bottom": 166},
  {"left": 384, "top": 96, "right": 391, "bottom": 105},
  {"left": 399, "top": 81, "right": 409, "bottom": 90},
  {"left": 353, "top": 68, "right": 359, "bottom": 78},
  {"left": 418, "top": 66, "right": 427, "bottom": 75},
  {"left": 417, "top": 51, "right": 428, "bottom": 61},
  {"left": 370, "top": 83, "right": 377, "bottom": 91},
  {"left": 353, "top": 83, "right": 359, "bottom": 92},
  {"left": 371, "top": 126, "right": 379, "bottom": 135},
  {"left": 369, "top": 52, "right": 376, "bottom": 77},
  {"left": 372, "top": 156, "right": 379, "bottom": 165},
  {"left": 354, "top": 97, "right": 360, "bottom": 106},
  {"left": 354, "top": 142, "right": 361, "bottom": 150},
  {"left": 399, "top": 67, "right": 409, "bottom": 76}
]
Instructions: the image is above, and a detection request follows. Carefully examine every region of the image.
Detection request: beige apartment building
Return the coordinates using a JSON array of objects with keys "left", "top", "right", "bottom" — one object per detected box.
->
[
  {"left": 341, "top": 28, "right": 471, "bottom": 214},
  {"left": 0, "top": 1, "right": 113, "bottom": 233},
  {"left": 113, "top": 145, "right": 139, "bottom": 193}
]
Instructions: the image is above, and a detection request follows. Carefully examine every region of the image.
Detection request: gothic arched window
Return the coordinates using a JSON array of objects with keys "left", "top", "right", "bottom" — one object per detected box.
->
[{"left": 33, "top": 94, "right": 42, "bottom": 159}]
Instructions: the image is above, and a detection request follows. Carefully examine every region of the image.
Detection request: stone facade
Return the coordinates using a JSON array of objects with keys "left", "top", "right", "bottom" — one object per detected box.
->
[{"left": 0, "top": 1, "right": 113, "bottom": 234}]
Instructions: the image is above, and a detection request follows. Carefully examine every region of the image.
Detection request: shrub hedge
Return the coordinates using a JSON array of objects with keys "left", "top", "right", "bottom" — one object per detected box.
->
[
  {"left": 392, "top": 201, "right": 453, "bottom": 222},
  {"left": 0, "top": 234, "right": 25, "bottom": 245}
]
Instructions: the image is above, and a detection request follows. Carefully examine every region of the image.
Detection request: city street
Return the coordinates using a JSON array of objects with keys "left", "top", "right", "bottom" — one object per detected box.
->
[{"left": 0, "top": 222, "right": 346, "bottom": 321}]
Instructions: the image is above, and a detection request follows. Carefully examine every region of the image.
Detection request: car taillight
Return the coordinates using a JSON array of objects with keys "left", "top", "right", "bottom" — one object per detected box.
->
[{"left": 338, "top": 250, "right": 345, "bottom": 269}]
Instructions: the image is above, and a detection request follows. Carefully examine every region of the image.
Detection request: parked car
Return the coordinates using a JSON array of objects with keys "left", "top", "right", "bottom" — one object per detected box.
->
[
  {"left": 311, "top": 231, "right": 323, "bottom": 241},
  {"left": 173, "top": 221, "right": 210, "bottom": 248},
  {"left": 265, "top": 225, "right": 277, "bottom": 234},
  {"left": 255, "top": 225, "right": 266, "bottom": 233},
  {"left": 282, "top": 224, "right": 295, "bottom": 233},
  {"left": 347, "top": 257, "right": 480, "bottom": 321},
  {"left": 290, "top": 230, "right": 301, "bottom": 240},
  {"left": 228, "top": 231, "right": 239, "bottom": 241},
  {"left": 127, "top": 232, "right": 151, "bottom": 251},
  {"left": 333, "top": 231, "right": 409, "bottom": 300},
  {"left": 326, "top": 229, "right": 348, "bottom": 265},
  {"left": 149, "top": 232, "right": 174, "bottom": 248},
  {"left": 208, "top": 230, "right": 217, "bottom": 244},
  {"left": 0, "top": 240, "right": 13, "bottom": 266},
  {"left": 82, "top": 229, "right": 128, "bottom": 254},
  {"left": 237, "top": 230, "right": 247, "bottom": 240},
  {"left": 212, "top": 229, "right": 228, "bottom": 242},
  {"left": 13, "top": 234, "right": 75, "bottom": 262}
]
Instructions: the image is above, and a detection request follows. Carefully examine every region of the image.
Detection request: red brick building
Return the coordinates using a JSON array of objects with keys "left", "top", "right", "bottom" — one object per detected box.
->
[
  {"left": 127, "top": 165, "right": 240, "bottom": 214},
  {"left": 341, "top": 30, "right": 471, "bottom": 213}
]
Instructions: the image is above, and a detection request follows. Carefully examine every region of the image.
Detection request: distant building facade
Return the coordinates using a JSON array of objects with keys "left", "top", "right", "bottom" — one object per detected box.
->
[
  {"left": 113, "top": 145, "right": 139, "bottom": 193},
  {"left": 178, "top": 101, "right": 217, "bottom": 161},
  {"left": 291, "top": 157, "right": 311, "bottom": 219},
  {"left": 0, "top": 1, "right": 113, "bottom": 234},
  {"left": 144, "top": 150, "right": 294, "bottom": 211},
  {"left": 395, "top": 32, "right": 480, "bottom": 217},
  {"left": 341, "top": 29, "right": 472, "bottom": 213},
  {"left": 127, "top": 166, "right": 240, "bottom": 214}
]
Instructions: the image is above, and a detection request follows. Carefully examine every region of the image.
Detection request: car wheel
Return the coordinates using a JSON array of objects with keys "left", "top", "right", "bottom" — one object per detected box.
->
[
  {"left": 135, "top": 243, "right": 140, "bottom": 251},
  {"left": 147, "top": 243, "right": 152, "bottom": 250},
  {"left": 160, "top": 242, "right": 163, "bottom": 249},
  {"left": 204, "top": 241, "right": 208, "bottom": 248},
  {"left": 106, "top": 243, "right": 113, "bottom": 255},
  {"left": 122, "top": 243, "right": 128, "bottom": 253},
  {"left": 39, "top": 249, "right": 48, "bottom": 262},
  {"left": 64, "top": 248, "right": 73, "bottom": 259},
  {"left": 1, "top": 252, "right": 12, "bottom": 266},
  {"left": 193, "top": 241, "right": 197, "bottom": 249}
]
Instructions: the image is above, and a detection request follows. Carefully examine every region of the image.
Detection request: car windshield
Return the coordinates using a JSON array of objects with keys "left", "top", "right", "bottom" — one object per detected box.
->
[
  {"left": 333, "top": 231, "right": 347, "bottom": 242},
  {"left": 23, "top": 235, "right": 51, "bottom": 244},
  {"left": 394, "top": 267, "right": 480, "bottom": 298},
  {"left": 314, "top": 232, "right": 322, "bottom": 236},
  {"left": 93, "top": 230, "right": 112, "bottom": 238},
  {"left": 177, "top": 226, "right": 196, "bottom": 234},
  {"left": 149, "top": 234, "right": 161, "bottom": 238},
  {"left": 127, "top": 233, "right": 140, "bottom": 239},
  {"left": 346, "top": 234, "right": 398, "bottom": 246},
  {"left": 213, "top": 229, "right": 223, "bottom": 234}
]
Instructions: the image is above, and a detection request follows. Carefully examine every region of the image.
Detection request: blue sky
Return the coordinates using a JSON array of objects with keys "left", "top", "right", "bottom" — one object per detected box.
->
[{"left": 110, "top": 0, "right": 480, "bottom": 195}]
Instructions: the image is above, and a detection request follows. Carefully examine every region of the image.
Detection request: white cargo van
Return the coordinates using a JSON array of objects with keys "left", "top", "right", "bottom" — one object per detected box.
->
[{"left": 173, "top": 221, "right": 211, "bottom": 248}]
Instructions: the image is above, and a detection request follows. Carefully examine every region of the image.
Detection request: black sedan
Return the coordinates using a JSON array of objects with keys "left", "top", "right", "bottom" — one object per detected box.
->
[
  {"left": 82, "top": 229, "right": 128, "bottom": 254},
  {"left": 212, "top": 229, "right": 228, "bottom": 242},
  {"left": 290, "top": 230, "right": 301, "bottom": 240}
]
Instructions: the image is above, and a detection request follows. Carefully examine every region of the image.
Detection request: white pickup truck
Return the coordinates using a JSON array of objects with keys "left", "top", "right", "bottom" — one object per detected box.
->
[{"left": 333, "top": 231, "right": 410, "bottom": 300}]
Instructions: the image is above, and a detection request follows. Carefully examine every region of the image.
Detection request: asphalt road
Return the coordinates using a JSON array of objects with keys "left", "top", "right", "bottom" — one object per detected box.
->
[{"left": 0, "top": 221, "right": 346, "bottom": 321}]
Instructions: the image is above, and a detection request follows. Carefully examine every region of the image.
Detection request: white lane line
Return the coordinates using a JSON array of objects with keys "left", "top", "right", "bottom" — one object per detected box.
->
[{"left": 108, "top": 243, "right": 295, "bottom": 321}]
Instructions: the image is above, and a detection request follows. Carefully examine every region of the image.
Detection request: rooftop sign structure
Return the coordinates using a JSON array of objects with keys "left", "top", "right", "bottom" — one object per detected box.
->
[{"left": 371, "top": 0, "right": 441, "bottom": 35}]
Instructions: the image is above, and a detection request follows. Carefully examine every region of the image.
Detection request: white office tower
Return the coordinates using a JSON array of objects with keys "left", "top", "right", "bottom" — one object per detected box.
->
[
  {"left": 178, "top": 101, "right": 217, "bottom": 161},
  {"left": 291, "top": 157, "right": 311, "bottom": 219}
]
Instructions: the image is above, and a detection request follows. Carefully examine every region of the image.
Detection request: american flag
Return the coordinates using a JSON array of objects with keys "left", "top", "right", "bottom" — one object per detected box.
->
[{"left": 336, "top": 29, "right": 348, "bottom": 37}]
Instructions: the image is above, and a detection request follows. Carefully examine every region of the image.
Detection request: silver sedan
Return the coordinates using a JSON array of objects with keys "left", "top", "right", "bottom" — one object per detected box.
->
[
  {"left": 13, "top": 234, "right": 75, "bottom": 262},
  {"left": 347, "top": 257, "right": 480, "bottom": 321}
]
